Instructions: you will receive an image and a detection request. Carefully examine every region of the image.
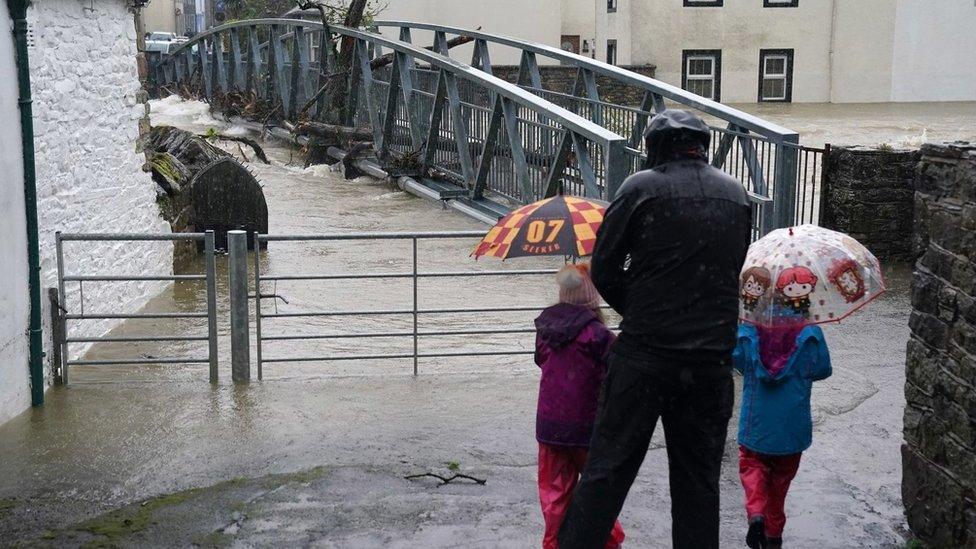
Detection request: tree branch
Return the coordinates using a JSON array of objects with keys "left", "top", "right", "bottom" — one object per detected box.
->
[
  {"left": 200, "top": 134, "right": 271, "bottom": 164},
  {"left": 369, "top": 32, "right": 478, "bottom": 70},
  {"left": 404, "top": 473, "right": 487, "bottom": 486}
]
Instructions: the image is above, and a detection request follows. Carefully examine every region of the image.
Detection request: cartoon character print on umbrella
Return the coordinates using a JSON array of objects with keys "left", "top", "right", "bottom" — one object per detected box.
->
[
  {"left": 827, "top": 258, "right": 866, "bottom": 303},
  {"left": 740, "top": 266, "right": 772, "bottom": 312},
  {"left": 775, "top": 266, "right": 818, "bottom": 316}
]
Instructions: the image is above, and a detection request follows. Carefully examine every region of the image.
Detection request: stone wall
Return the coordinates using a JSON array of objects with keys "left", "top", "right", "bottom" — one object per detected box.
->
[
  {"left": 27, "top": 0, "right": 172, "bottom": 367},
  {"left": 0, "top": 6, "right": 31, "bottom": 426},
  {"left": 491, "top": 64, "right": 656, "bottom": 107},
  {"left": 821, "top": 146, "right": 920, "bottom": 261},
  {"left": 902, "top": 142, "right": 976, "bottom": 548}
]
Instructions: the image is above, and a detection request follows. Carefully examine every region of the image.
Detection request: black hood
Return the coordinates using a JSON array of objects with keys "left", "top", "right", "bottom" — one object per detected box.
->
[
  {"left": 535, "top": 303, "right": 599, "bottom": 350},
  {"left": 643, "top": 110, "right": 711, "bottom": 169}
]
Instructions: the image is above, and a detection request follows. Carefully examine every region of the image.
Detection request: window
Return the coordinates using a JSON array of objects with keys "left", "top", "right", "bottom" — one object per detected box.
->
[
  {"left": 606, "top": 40, "right": 617, "bottom": 65},
  {"left": 682, "top": 49, "right": 721, "bottom": 101},
  {"left": 758, "top": 49, "right": 793, "bottom": 102},
  {"left": 607, "top": 0, "right": 617, "bottom": 12},
  {"left": 764, "top": 0, "right": 798, "bottom": 6},
  {"left": 684, "top": 0, "right": 723, "bottom": 6}
]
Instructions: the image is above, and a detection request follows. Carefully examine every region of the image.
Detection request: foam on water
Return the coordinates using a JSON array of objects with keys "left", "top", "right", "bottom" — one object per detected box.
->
[{"left": 148, "top": 97, "right": 223, "bottom": 128}]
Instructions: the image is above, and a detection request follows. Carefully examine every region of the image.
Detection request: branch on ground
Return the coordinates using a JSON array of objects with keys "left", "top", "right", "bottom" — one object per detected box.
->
[{"left": 404, "top": 473, "right": 487, "bottom": 486}]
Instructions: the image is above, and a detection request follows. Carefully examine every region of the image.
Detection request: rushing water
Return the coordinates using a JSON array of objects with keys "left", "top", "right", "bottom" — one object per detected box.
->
[
  {"left": 72, "top": 98, "right": 966, "bottom": 382},
  {"left": 73, "top": 97, "right": 569, "bottom": 382},
  {"left": 738, "top": 101, "right": 976, "bottom": 148}
]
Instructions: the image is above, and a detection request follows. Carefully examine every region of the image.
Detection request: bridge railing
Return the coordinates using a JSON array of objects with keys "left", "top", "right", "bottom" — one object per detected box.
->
[
  {"left": 371, "top": 21, "right": 805, "bottom": 234},
  {"left": 153, "top": 19, "right": 629, "bottom": 206}
]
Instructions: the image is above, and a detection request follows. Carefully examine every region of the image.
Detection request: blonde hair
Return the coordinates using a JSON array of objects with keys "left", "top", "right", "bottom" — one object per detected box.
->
[{"left": 592, "top": 306, "right": 606, "bottom": 325}]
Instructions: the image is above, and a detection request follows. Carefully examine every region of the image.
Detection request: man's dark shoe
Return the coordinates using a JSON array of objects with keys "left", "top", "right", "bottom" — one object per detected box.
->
[
  {"left": 746, "top": 516, "right": 767, "bottom": 549},
  {"left": 766, "top": 537, "right": 783, "bottom": 548}
]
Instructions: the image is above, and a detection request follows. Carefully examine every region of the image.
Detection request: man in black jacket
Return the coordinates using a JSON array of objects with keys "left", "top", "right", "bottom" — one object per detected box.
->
[{"left": 558, "top": 110, "right": 752, "bottom": 549}]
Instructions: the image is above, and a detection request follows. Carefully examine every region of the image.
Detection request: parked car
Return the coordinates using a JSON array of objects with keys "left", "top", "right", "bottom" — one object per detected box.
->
[{"left": 145, "top": 32, "right": 177, "bottom": 53}]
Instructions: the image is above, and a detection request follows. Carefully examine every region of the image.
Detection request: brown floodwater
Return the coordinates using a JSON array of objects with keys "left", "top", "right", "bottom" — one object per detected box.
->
[
  {"left": 735, "top": 101, "right": 976, "bottom": 148},
  {"left": 72, "top": 97, "right": 962, "bottom": 382},
  {"left": 71, "top": 97, "right": 575, "bottom": 383}
]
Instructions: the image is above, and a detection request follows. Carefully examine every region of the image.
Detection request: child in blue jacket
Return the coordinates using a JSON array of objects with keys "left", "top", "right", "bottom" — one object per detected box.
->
[{"left": 733, "top": 321, "right": 832, "bottom": 549}]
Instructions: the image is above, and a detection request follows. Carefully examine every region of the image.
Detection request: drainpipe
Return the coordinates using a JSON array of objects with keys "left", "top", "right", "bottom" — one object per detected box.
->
[{"left": 8, "top": 0, "right": 45, "bottom": 406}]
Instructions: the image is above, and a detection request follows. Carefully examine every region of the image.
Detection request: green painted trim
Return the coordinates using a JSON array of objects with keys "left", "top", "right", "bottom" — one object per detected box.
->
[{"left": 8, "top": 0, "right": 45, "bottom": 406}]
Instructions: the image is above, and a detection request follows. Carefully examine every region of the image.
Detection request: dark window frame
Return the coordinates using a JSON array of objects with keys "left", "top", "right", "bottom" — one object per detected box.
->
[
  {"left": 681, "top": 49, "right": 722, "bottom": 102},
  {"left": 606, "top": 39, "right": 618, "bottom": 65},
  {"left": 683, "top": 0, "right": 723, "bottom": 7},
  {"left": 757, "top": 48, "right": 794, "bottom": 103},
  {"left": 764, "top": 0, "right": 799, "bottom": 7},
  {"left": 607, "top": 0, "right": 617, "bottom": 13}
]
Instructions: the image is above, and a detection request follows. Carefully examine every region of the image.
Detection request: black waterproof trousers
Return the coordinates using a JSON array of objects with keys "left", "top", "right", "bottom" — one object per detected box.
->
[{"left": 557, "top": 351, "right": 734, "bottom": 549}]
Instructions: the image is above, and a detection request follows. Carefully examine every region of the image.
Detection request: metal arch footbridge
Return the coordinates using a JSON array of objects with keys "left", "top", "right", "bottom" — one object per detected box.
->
[{"left": 153, "top": 18, "right": 822, "bottom": 236}]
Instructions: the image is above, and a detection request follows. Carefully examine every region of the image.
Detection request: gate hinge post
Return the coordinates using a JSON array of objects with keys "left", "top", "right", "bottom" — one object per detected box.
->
[{"left": 228, "top": 230, "right": 251, "bottom": 383}]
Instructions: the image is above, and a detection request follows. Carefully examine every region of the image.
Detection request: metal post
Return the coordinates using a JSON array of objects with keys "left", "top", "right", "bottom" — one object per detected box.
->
[
  {"left": 228, "top": 230, "right": 250, "bottom": 382},
  {"left": 55, "top": 231, "right": 68, "bottom": 385},
  {"left": 604, "top": 141, "right": 629, "bottom": 200},
  {"left": 253, "top": 231, "right": 263, "bottom": 381},
  {"left": 772, "top": 135, "right": 800, "bottom": 230},
  {"left": 818, "top": 143, "right": 832, "bottom": 226},
  {"left": 412, "top": 237, "right": 418, "bottom": 376},
  {"left": 204, "top": 230, "right": 219, "bottom": 383},
  {"left": 48, "top": 288, "right": 63, "bottom": 385}
]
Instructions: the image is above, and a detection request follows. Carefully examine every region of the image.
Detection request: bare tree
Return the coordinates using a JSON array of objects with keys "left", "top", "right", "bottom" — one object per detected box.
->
[{"left": 297, "top": 0, "right": 375, "bottom": 124}]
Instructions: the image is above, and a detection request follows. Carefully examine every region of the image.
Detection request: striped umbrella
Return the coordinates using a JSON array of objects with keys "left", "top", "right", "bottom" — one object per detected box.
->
[{"left": 472, "top": 196, "right": 607, "bottom": 260}]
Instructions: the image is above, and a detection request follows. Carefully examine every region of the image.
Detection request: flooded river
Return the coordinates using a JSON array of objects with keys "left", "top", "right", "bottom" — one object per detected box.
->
[
  {"left": 738, "top": 101, "right": 976, "bottom": 148},
  {"left": 72, "top": 98, "right": 972, "bottom": 382},
  {"left": 74, "top": 97, "right": 568, "bottom": 383}
]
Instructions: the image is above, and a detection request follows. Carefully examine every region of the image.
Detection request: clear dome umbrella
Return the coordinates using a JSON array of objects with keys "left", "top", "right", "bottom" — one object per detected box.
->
[{"left": 739, "top": 224, "right": 887, "bottom": 327}]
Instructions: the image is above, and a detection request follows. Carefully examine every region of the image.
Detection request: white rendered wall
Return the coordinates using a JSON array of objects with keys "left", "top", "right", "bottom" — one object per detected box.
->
[
  {"left": 142, "top": 0, "right": 178, "bottom": 33},
  {"left": 27, "top": 0, "right": 171, "bottom": 366},
  {"left": 376, "top": 0, "right": 563, "bottom": 65},
  {"left": 0, "top": 4, "right": 31, "bottom": 426},
  {"left": 621, "top": 0, "right": 834, "bottom": 104},
  {"left": 828, "top": 0, "right": 897, "bottom": 104},
  {"left": 561, "top": 0, "right": 595, "bottom": 50},
  {"left": 597, "top": 0, "right": 633, "bottom": 66},
  {"left": 890, "top": 0, "right": 976, "bottom": 102}
]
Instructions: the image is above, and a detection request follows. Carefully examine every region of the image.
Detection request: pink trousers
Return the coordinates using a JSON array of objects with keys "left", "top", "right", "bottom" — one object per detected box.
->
[
  {"left": 739, "top": 446, "right": 802, "bottom": 538},
  {"left": 538, "top": 443, "right": 626, "bottom": 549}
]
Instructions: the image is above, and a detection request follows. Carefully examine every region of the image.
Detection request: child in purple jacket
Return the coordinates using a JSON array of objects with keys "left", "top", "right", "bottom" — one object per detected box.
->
[{"left": 535, "top": 263, "right": 625, "bottom": 549}]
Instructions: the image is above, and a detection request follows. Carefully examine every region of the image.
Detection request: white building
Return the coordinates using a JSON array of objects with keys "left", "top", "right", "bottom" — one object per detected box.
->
[
  {"left": 142, "top": 0, "right": 178, "bottom": 33},
  {"left": 1, "top": 0, "right": 31, "bottom": 426},
  {"left": 1, "top": 0, "right": 172, "bottom": 426},
  {"left": 143, "top": 0, "right": 599, "bottom": 65},
  {"left": 361, "top": 0, "right": 570, "bottom": 65},
  {"left": 142, "top": 0, "right": 212, "bottom": 36},
  {"left": 596, "top": 0, "right": 976, "bottom": 103}
]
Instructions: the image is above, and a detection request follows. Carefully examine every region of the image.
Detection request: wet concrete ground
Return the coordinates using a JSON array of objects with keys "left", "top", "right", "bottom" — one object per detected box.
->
[
  {"left": 0, "top": 263, "right": 911, "bottom": 547},
  {"left": 0, "top": 99, "right": 914, "bottom": 547}
]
